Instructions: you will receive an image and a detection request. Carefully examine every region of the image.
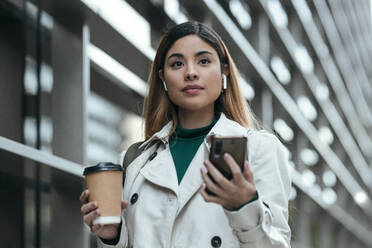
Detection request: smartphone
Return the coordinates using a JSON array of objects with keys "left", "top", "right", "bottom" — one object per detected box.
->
[{"left": 209, "top": 136, "right": 247, "bottom": 180}]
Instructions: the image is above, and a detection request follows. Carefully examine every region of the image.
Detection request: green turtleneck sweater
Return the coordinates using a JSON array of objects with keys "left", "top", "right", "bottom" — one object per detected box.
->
[{"left": 169, "top": 115, "right": 218, "bottom": 183}]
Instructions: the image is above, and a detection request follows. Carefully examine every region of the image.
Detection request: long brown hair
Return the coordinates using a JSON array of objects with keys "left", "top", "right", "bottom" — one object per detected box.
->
[{"left": 143, "top": 21, "right": 260, "bottom": 139}]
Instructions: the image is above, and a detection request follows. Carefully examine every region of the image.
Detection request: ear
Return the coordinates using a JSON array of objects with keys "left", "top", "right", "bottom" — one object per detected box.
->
[
  {"left": 222, "top": 63, "right": 230, "bottom": 77},
  {"left": 158, "top": 70, "right": 165, "bottom": 81}
]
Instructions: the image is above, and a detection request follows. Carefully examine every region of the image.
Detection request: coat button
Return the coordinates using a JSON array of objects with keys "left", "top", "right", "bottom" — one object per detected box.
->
[
  {"left": 211, "top": 236, "right": 222, "bottom": 247},
  {"left": 130, "top": 193, "right": 138, "bottom": 204},
  {"left": 149, "top": 152, "right": 157, "bottom": 161}
]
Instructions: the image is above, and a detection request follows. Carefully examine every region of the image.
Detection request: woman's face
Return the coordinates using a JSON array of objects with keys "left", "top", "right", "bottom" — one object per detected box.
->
[{"left": 161, "top": 35, "right": 223, "bottom": 114}]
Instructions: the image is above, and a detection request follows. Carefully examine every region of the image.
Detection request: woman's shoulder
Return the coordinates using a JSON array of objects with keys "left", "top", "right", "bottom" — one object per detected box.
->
[
  {"left": 247, "top": 129, "right": 287, "bottom": 154},
  {"left": 247, "top": 128, "right": 275, "bottom": 140}
]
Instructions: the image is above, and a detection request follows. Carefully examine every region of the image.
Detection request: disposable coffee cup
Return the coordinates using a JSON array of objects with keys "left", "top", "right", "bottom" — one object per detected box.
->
[{"left": 83, "top": 162, "right": 123, "bottom": 225}]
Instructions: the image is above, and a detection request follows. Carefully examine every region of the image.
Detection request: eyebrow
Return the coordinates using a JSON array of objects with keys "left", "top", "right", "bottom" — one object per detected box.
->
[{"left": 166, "top": 50, "right": 214, "bottom": 61}]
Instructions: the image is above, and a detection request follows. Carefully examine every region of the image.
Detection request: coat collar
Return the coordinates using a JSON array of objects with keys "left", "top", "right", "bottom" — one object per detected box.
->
[
  {"left": 204, "top": 113, "right": 250, "bottom": 149},
  {"left": 139, "top": 121, "right": 173, "bottom": 149},
  {"left": 140, "top": 113, "right": 250, "bottom": 149}
]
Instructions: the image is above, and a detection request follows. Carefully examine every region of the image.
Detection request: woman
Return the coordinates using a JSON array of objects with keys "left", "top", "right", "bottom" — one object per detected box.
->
[{"left": 80, "top": 21, "right": 291, "bottom": 247}]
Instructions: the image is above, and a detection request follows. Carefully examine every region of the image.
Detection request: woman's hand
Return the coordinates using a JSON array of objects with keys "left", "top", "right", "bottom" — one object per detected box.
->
[
  {"left": 200, "top": 153, "right": 257, "bottom": 210},
  {"left": 79, "top": 190, "right": 128, "bottom": 240}
]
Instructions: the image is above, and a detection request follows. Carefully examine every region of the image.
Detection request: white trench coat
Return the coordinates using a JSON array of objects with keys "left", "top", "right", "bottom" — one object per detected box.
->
[{"left": 97, "top": 113, "right": 291, "bottom": 248}]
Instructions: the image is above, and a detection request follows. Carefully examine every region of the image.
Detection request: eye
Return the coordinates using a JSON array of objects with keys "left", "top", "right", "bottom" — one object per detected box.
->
[
  {"left": 199, "top": 58, "right": 210, "bottom": 65},
  {"left": 171, "top": 61, "right": 183, "bottom": 68}
]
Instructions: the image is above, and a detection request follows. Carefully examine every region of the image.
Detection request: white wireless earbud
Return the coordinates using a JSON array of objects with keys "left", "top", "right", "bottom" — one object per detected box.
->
[
  {"left": 163, "top": 81, "right": 168, "bottom": 91},
  {"left": 222, "top": 74, "right": 227, "bottom": 90}
]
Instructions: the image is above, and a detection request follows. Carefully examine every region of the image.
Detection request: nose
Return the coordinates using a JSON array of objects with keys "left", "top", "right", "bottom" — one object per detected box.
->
[
  {"left": 184, "top": 65, "right": 198, "bottom": 81},
  {"left": 185, "top": 73, "right": 198, "bottom": 81}
]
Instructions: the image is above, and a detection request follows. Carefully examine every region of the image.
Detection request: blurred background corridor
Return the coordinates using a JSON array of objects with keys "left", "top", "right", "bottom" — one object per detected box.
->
[{"left": 1, "top": 0, "right": 372, "bottom": 247}]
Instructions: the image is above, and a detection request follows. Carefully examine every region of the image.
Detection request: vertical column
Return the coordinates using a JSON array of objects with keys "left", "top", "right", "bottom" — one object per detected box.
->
[
  {"left": 50, "top": 21, "right": 89, "bottom": 248},
  {"left": 336, "top": 228, "right": 352, "bottom": 248},
  {"left": 369, "top": 0, "right": 372, "bottom": 37},
  {"left": 258, "top": 13, "right": 273, "bottom": 130},
  {"left": 0, "top": 15, "right": 25, "bottom": 247},
  {"left": 0, "top": 17, "right": 23, "bottom": 142},
  {"left": 318, "top": 213, "right": 334, "bottom": 248},
  {"left": 258, "top": 13, "right": 270, "bottom": 64},
  {"left": 51, "top": 22, "right": 88, "bottom": 164},
  {"left": 295, "top": 193, "right": 312, "bottom": 246}
]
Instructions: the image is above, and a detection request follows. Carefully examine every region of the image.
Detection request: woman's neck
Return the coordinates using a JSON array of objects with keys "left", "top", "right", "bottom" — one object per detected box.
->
[{"left": 178, "top": 107, "right": 215, "bottom": 129}]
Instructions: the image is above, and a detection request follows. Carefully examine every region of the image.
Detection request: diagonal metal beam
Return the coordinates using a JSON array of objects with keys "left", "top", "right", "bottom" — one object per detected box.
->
[
  {"left": 259, "top": 0, "right": 372, "bottom": 192},
  {"left": 290, "top": 0, "right": 372, "bottom": 169},
  {"left": 327, "top": 0, "right": 372, "bottom": 109},
  {"left": 313, "top": 0, "right": 372, "bottom": 129},
  {"left": 348, "top": 0, "right": 372, "bottom": 77},
  {"left": 291, "top": 169, "right": 372, "bottom": 247},
  {"left": 0, "top": 136, "right": 84, "bottom": 177},
  {"left": 340, "top": 0, "right": 372, "bottom": 81},
  {"left": 359, "top": 0, "right": 372, "bottom": 56}
]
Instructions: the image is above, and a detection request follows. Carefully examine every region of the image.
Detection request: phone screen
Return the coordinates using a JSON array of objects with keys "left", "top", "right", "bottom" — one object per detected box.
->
[{"left": 209, "top": 136, "right": 247, "bottom": 180}]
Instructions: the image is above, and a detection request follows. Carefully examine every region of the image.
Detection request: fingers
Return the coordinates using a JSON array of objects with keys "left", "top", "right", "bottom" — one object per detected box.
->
[
  {"left": 200, "top": 168, "right": 224, "bottom": 196},
  {"left": 80, "top": 189, "right": 100, "bottom": 228},
  {"left": 223, "top": 153, "right": 244, "bottom": 184},
  {"left": 200, "top": 159, "right": 257, "bottom": 210},
  {"left": 243, "top": 161, "right": 254, "bottom": 183},
  {"left": 121, "top": 200, "right": 129, "bottom": 210},
  {"left": 91, "top": 223, "right": 103, "bottom": 234},
  {"left": 80, "top": 190, "right": 89, "bottom": 204},
  {"left": 199, "top": 184, "right": 222, "bottom": 205},
  {"left": 204, "top": 160, "right": 232, "bottom": 190},
  {"left": 81, "top": 201, "right": 98, "bottom": 215},
  {"left": 83, "top": 208, "right": 100, "bottom": 227}
]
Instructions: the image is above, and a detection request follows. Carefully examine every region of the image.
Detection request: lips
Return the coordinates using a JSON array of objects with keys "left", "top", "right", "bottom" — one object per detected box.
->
[
  {"left": 182, "top": 85, "right": 204, "bottom": 95},
  {"left": 182, "top": 85, "right": 204, "bottom": 91}
]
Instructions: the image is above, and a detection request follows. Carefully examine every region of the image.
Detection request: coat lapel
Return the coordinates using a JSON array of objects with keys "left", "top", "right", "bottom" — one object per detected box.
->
[
  {"left": 176, "top": 143, "right": 207, "bottom": 215},
  {"left": 140, "top": 148, "right": 179, "bottom": 196},
  {"left": 124, "top": 120, "right": 178, "bottom": 198},
  {"left": 123, "top": 146, "right": 156, "bottom": 202}
]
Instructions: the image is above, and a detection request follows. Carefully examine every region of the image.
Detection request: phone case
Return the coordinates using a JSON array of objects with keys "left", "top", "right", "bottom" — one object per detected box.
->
[{"left": 209, "top": 136, "right": 247, "bottom": 180}]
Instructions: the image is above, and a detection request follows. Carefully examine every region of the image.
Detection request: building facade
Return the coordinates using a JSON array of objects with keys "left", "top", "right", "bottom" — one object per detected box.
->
[{"left": 1, "top": 0, "right": 372, "bottom": 247}]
